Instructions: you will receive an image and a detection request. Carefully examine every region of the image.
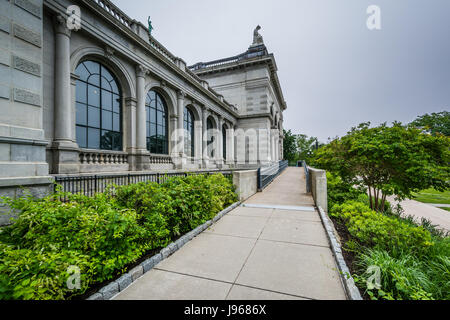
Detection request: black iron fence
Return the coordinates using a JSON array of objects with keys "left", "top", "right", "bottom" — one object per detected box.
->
[
  {"left": 257, "top": 160, "right": 289, "bottom": 191},
  {"left": 54, "top": 171, "right": 233, "bottom": 201},
  {"left": 302, "top": 160, "right": 311, "bottom": 193}
]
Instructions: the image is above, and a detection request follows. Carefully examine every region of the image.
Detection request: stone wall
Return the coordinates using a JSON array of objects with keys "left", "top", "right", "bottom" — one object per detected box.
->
[
  {"left": 233, "top": 169, "right": 258, "bottom": 201},
  {"left": 308, "top": 167, "right": 328, "bottom": 213},
  {"left": 0, "top": 0, "right": 52, "bottom": 211}
]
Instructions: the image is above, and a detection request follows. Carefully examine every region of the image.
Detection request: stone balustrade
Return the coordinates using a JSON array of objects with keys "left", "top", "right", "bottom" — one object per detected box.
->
[
  {"left": 79, "top": 150, "right": 128, "bottom": 165},
  {"left": 149, "top": 154, "right": 173, "bottom": 165}
]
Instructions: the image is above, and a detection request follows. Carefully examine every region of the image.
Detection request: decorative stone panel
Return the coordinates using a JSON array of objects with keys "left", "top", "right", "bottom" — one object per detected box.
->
[
  {"left": 14, "top": 0, "right": 42, "bottom": 19},
  {"left": 13, "top": 23, "right": 42, "bottom": 47},
  {"left": 13, "top": 55, "right": 41, "bottom": 76},
  {"left": 13, "top": 87, "right": 41, "bottom": 106}
]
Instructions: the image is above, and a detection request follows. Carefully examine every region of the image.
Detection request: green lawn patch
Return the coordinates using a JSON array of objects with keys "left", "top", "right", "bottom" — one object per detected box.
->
[{"left": 412, "top": 188, "right": 450, "bottom": 205}]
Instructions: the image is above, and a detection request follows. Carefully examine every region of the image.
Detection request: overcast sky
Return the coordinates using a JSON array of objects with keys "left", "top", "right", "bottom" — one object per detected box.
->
[{"left": 111, "top": 0, "right": 450, "bottom": 142}]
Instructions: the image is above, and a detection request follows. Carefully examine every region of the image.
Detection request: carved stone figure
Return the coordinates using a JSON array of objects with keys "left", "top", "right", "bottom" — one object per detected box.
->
[{"left": 252, "top": 25, "right": 264, "bottom": 46}]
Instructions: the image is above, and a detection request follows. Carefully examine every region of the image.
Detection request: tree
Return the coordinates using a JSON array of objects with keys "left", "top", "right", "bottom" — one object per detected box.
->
[
  {"left": 283, "top": 129, "right": 298, "bottom": 164},
  {"left": 297, "top": 134, "right": 319, "bottom": 164},
  {"left": 314, "top": 122, "right": 450, "bottom": 212},
  {"left": 410, "top": 111, "right": 450, "bottom": 136}
]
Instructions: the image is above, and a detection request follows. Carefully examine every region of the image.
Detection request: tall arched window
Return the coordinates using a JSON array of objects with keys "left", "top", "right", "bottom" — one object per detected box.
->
[
  {"left": 222, "top": 125, "right": 227, "bottom": 160},
  {"left": 207, "top": 117, "right": 215, "bottom": 158},
  {"left": 146, "top": 90, "right": 168, "bottom": 154},
  {"left": 75, "top": 60, "right": 122, "bottom": 150},
  {"left": 184, "top": 107, "right": 195, "bottom": 157}
]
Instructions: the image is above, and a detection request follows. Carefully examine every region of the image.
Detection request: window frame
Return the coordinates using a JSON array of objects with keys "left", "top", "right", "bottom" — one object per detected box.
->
[{"left": 75, "top": 60, "right": 123, "bottom": 151}]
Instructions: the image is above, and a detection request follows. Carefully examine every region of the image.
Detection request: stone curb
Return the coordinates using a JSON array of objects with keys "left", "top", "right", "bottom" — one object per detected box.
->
[
  {"left": 86, "top": 200, "right": 241, "bottom": 300},
  {"left": 317, "top": 206, "right": 363, "bottom": 301}
]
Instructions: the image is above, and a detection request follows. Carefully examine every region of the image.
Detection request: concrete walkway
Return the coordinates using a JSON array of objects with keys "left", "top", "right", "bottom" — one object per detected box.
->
[
  {"left": 387, "top": 196, "right": 450, "bottom": 231},
  {"left": 113, "top": 167, "right": 346, "bottom": 300}
]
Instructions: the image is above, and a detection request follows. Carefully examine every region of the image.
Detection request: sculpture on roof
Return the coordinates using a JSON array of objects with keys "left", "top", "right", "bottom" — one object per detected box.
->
[
  {"left": 148, "top": 16, "right": 153, "bottom": 35},
  {"left": 252, "top": 25, "right": 264, "bottom": 46}
]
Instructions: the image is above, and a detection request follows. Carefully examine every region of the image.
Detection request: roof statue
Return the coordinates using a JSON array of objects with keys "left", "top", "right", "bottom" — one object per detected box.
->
[
  {"left": 148, "top": 16, "right": 153, "bottom": 35},
  {"left": 252, "top": 25, "right": 264, "bottom": 46}
]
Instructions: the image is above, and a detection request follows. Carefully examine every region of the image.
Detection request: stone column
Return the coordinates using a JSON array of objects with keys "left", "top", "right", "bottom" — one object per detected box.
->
[
  {"left": 226, "top": 123, "right": 235, "bottom": 166},
  {"left": 135, "top": 65, "right": 149, "bottom": 170},
  {"left": 169, "top": 114, "right": 178, "bottom": 157},
  {"left": 53, "top": 15, "right": 73, "bottom": 146},
  {"left": 51, "top": 15, "right": 79, "bottom": 173},
  {"left": 136, "top": 65, "right": 147, "bottom": 152},
  {"left": 217, "top": 115, "right": 224, "bottom": 168},
  {"left": 175, "top": 90, "right": 185, "bottom": 169},
  {"left": 194, "top": 120, "right": 203, "bottom": 168},
  {"left": 202, "top": 106, "right": 209, "bottom": 168},
  {"left": 125, "top": 97, "right": 137, "bottom": 170}
]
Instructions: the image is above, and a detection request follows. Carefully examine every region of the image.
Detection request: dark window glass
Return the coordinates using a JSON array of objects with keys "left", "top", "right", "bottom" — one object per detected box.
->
[
  {"left": 88, "top": 85, "right": 100, "bottom": 107},
  {"left": 87, "top": 128, "right": 100, "bottom": 149},
  {"left": 75, "top": 60, "right": 122, "bottom": 150},
  {"left": 223, "top": 125, "right": 227, "bottom": 160},
  {"left": 145, "top": 90, "right": 168, "bottom": 154},
  {"left": 207, "top": 118, "right": 215, "bottom": 158},
  {"left": 76, "top": 126, "right": 87, "bottom": 148},
  {"left": 75, "top": 81, "right": 87, "bottom": 103},
  {"left": 88, "top": 106, "right": 100, "bottom": 128},
  {"left": 76, "top": 103, "right": 87, "bottom": 126},
  {"left": 102, "top": 110, "right": 112, "bottom": 130},
  {"left": 184, "top": 108, "right": 195, "bottom": 157}
]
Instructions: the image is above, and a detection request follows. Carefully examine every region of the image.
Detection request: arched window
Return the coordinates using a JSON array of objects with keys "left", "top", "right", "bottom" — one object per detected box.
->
[
  {"left": 146, "top": 90, "right": 168, "bottom": 154},
  {"left": 222, "top": 125, "right": 227, "bottom": 160},
  {"left": 207, "top": 117, "right": 215, "bottom": 158},
  {"left": 184, "top": 107, "right": 195, "bottom": 157},
  {"left": 75, "top": 60, "right": 122, "bottom": 150}
]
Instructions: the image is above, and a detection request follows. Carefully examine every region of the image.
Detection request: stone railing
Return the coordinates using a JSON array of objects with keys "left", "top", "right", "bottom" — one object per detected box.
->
[
  {"left": 149, "top": 154, "right": 173, "bottom": 165},
  {"left": 92, "top": 0, "right": 133, "bottom": 29},
  {"left": 79, "top": 150, "right": 128, "bottom": 165}
]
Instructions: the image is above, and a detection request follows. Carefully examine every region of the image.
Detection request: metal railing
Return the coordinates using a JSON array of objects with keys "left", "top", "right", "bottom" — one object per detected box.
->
[
  {"left": 54, "top": 171, "right": 233, "bottom": 201},
  {"left": 257, "top": 160, "right": 289, "bottom": 191},
  {"left": 302, "top": 160, "right": 311, "bottom": 193}
]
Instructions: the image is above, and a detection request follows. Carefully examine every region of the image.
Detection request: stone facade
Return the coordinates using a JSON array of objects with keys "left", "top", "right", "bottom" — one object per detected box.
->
[{"left": 0, "top": 0, "right": 287, "bottom": 202}]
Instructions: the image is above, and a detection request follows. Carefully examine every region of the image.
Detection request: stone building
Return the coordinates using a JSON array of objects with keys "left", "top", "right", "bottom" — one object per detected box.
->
[{"left": 0, "top": 0, "right": 287, "bottom": 202}]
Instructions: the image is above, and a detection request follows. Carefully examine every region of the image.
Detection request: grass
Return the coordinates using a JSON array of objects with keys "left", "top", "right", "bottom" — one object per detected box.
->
[
  {"left": 412, "top": 188, "right": 450, "bottom": 205},
  {"left": 438, "top": 207, "right": 450, "bottom": 212}
]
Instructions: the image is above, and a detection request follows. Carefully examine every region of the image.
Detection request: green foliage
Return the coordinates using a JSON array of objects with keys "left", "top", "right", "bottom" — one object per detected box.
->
[
  {"left": 283, "top": 129, "right": 298, "bottom": 165},
  {"left": 282, "top": 130, "right": 323, "bottom": 165},
  {"left": 326, "top": 172, "right": 366, "bottom": 210},
  {"left": 410, "top": 111, "right": 450, "bottom": 137},
  {"left": 315, "top": 122, "right": 450, "bottom": 211},
  {"left": 330, "top": 201, "right": 433, "bottom": 255},
  {"left": 354, "top": 248, "right": 449, "bottom": 300},
  {"left": 0, "top": 174, "right": 237, "bottom": 300}
]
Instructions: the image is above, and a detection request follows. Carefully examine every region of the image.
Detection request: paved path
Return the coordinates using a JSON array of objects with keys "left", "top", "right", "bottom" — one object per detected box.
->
[
  {"left": 114, "top": 167, "right": 346, "bottom": 300},
  {"left": 387, "top": 196, "right": 450, "bottom": 231}
]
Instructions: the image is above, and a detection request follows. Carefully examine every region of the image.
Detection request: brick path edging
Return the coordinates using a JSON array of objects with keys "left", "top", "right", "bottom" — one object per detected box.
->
[
  {"left": 86, "top": 201, "right": 242, "bottom": 300},
  {"left": 317, "top": 206, "right": 363, "bottom": 300}
]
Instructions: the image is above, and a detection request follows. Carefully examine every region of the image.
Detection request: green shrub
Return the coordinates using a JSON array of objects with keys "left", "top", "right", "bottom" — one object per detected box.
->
[
  {"left": 0, "top": 173, "right": 237, "bottom": 300},
  {"left": 327, "top": 172, "right": 365, "bottom": 210},
  {"left": 354, "top": 248, "right": 449, "bottom": 300},
  {"left": 330, "top": 201, "right": 433, "bottom": 255}
]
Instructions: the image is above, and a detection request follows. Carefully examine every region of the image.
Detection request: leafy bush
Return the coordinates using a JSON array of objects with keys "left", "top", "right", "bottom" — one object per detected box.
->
[
  {"left": 0, "top": 173, "right": 237, "bottom": 300},
  {"left": 327, "top": 172, "right": 366, "bottom": 210},
  {"left": 115, "top": 174, "right": 237, "bottom": 238},
  {"left": 330, "top": 201, "right": 433, "bottom": 255},
  {"left": 354, "top": 247, "right": 449, "bottom": 300}
]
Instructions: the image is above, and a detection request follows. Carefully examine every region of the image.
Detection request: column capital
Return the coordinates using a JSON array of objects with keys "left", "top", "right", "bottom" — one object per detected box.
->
[
  {"left": 177, "top": 90, "right": 185, "bottom": 99},
  {"left": 136, "top": 65, "right": 148, "bottom": 78},
  {"left": 125, "top": 97, "right": 137, "bottom": 107},
  {"left": 54, "top": 15, "right": 71, "bottom": 37}
]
